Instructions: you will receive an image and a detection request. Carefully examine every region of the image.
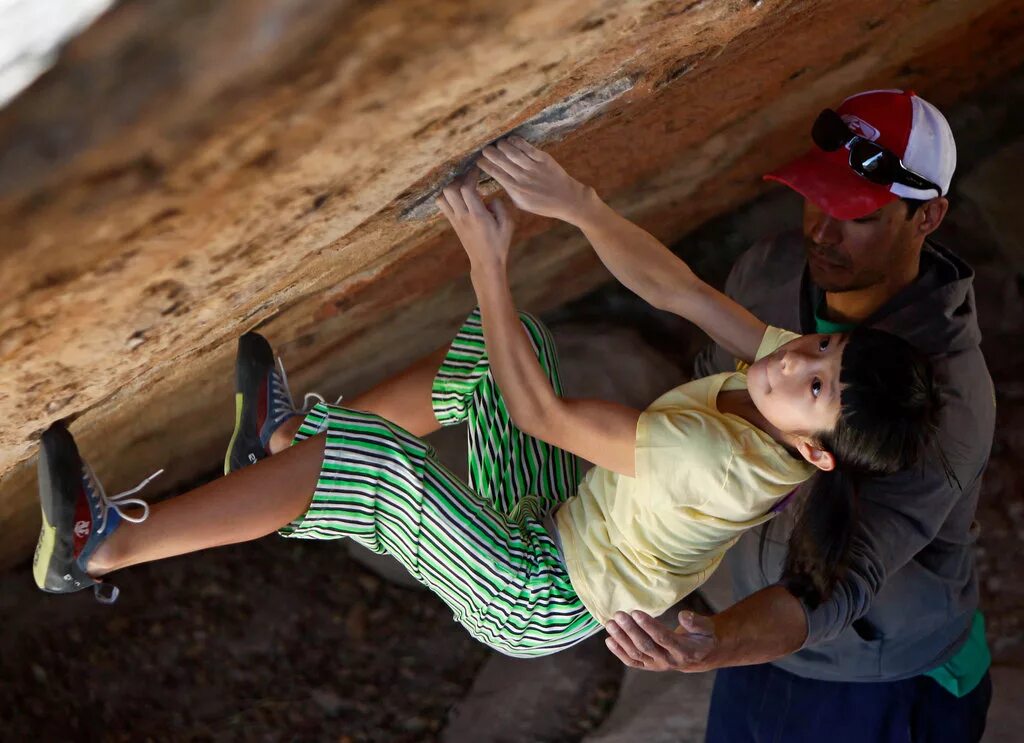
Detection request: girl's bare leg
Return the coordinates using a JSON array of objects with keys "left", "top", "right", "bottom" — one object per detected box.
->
[
  {"left": 87, "top": 433, "right": 326, "bottom": 577},
  {"left": 269, "top": 346, "right": 449, "bottom": 453}
]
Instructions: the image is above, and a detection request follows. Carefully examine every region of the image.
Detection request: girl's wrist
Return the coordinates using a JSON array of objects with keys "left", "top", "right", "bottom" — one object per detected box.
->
[
  {"left": 568, "top": 186, "right": 609, "bottom": 229},
  {"left": 469, "top": 258, "right": 508, "bottom": 283}
]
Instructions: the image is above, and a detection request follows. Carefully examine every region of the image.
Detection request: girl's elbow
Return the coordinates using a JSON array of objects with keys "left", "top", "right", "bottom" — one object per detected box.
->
[
  {"left": 509, "top": 400, "right": 555, "bottom": 439},
  {"left": 510, "top": 407, "right": 545, "bottom": 438}
]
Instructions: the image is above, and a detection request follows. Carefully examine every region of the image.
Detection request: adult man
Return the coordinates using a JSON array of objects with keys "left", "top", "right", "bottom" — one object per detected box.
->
[{"left": 477, "top": 89, "right": 994, "bottom": 741}]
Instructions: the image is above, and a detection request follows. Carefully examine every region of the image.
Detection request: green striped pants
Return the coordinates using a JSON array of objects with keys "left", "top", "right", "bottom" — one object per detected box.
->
[{"left": 279, "top": 309, "right": 602, "bottom": 657}]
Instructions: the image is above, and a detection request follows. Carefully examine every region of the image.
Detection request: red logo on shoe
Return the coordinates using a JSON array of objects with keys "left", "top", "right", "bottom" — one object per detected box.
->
[{"left": 72, "top": 484, "right": 92, "bottom": 557}]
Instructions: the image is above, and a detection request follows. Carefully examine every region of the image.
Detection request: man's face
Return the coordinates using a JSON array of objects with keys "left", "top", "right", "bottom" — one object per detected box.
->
[{"left": 801, "top": 199, "right": 918, "bottom": 293}]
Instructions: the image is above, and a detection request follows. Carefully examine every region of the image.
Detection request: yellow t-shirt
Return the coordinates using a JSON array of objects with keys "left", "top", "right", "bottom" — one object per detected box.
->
[{"left": 555, "top": 326, "right": 815, "bottom": 623}]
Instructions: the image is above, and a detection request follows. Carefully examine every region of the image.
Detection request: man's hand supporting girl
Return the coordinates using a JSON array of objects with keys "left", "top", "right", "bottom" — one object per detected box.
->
[{"left": 436, "top": 172, "right": 640, "bottom": 477}]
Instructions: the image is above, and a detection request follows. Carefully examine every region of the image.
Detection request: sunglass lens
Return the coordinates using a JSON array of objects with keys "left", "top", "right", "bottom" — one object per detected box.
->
[
  {"left": 812, "top": 110, "right": 849, "bottom": 152},
  {"left": 850, "top": 140, "right": 896, "bottom": 185}
]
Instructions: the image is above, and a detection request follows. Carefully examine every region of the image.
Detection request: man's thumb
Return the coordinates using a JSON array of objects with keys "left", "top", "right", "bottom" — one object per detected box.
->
[{"left": 678, "top": 610, "right": 714, "bottom": 636}]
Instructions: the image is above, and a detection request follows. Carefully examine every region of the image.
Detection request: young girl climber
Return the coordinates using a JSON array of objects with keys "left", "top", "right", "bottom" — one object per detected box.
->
[{"left": 32, "top": 139, "right": 942, "bottom": 658}]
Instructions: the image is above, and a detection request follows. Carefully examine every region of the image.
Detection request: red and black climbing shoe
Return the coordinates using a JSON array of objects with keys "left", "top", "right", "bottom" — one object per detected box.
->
[
  {"left": 33, "top": 421, "right": 161, "bottom": 603},
  {"left": 224, "top": 332, "right": 299, "bottom": 474},
  {"left": 224, "top": 332, "right": 341, "bottom": 474}
]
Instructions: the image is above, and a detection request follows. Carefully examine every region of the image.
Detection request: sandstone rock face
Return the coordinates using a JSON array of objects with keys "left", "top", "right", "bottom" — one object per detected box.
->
[{"left": 2, "top": 0, "right": 1024, "bottom": 568}]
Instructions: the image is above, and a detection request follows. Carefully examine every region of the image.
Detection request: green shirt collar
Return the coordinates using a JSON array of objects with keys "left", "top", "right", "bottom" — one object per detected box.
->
[{"left": 813, "top": 298, "right": 858, "bottom": 334}]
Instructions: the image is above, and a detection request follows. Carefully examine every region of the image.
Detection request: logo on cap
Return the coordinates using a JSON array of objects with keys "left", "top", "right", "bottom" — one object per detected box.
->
[{"left": 840, "top": 115, "right": 880, "bottom": 142}]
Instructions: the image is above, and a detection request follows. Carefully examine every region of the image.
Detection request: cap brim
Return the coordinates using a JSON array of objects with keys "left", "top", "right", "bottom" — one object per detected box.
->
[{"left": 764, "top": 149, "right": 898, "bottom": 220}]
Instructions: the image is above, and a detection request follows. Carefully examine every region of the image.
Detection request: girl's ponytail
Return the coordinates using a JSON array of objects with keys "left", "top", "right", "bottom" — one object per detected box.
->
[
  {"left": 781, "top": 467, "right": 857, "bottom": 608},
  {"left": 776, "top": 327, "right": 946, "bottom": 607}
]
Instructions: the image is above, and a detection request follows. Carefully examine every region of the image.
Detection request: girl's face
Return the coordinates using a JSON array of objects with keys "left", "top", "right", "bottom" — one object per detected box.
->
[{"left": 747, "top": 333, "right": 848, "bottom": 438}]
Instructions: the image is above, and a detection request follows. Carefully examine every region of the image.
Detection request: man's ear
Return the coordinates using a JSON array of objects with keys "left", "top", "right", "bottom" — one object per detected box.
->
[
  {"left": 796, "top": 439, "right": 836, "bottom": 472},
  {"left": 916, "top": 196, "right": 949, "bottom": 238}
]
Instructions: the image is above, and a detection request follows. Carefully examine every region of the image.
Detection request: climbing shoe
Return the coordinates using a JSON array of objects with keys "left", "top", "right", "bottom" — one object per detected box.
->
[{"left": 33, "top": 421, "right": 161, "bottom": 603}]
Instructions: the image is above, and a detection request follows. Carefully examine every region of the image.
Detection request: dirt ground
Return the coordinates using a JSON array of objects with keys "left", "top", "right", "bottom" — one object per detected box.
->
[{"left": 0, "top": 530, "right": 490, "bottom": 741}]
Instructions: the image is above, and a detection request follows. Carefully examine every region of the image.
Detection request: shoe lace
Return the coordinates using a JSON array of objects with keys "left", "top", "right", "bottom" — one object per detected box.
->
[
  {"left": 274, "top": 356, "right": 298, "bottom": 413},
  {"left": 84, "top": 462, "right": 164, "bottom": 535},
  {"left": 301, "top": 391, "right": 344, "bottom": 410},
  {"left": 275, "top": 357, "right": 343, "bottom": 414}
]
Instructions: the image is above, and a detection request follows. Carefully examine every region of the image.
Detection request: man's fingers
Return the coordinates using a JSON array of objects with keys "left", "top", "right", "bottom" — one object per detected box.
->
[
  {"left": 671, "top": 610, "right": 717, "bottom": 663},
  {"left": 610, "top": 612, "right": 671, "bottom": 665},
  {"left": 633, "top": 611, "right": 684, "bottom": 651},
  {"left": 496, "top": 139, "right": 535, "bottom": 170},
  {"left": 678, "top": 610, "right": 715, "bottom": 637},
  {"left": 480, "top": 145, "right": 526, "bottom": 178},
  {"left": 605, "top": 637, "right": 646, "bottom": 669},
  {"left": 605, "top": 617, "right": 649, "bottom": 663},
  {"left": 509, "top": 135, "right": 546, "bottom": 162}
]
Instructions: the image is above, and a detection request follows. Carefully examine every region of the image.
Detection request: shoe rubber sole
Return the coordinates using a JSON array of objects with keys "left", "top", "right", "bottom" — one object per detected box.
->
[
  {"left": 224, "top": 332, "right": 274, "bottom": 475},
  {"left": 33, "top": 423, "right": 94, "bottom": 593}
]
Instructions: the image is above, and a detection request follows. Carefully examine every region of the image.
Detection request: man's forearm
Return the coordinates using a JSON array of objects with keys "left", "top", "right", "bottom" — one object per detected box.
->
[
  {"left": 704, "top": 585, "right": 808, "bottom": 669},
  {"left": 569, "top": 190, "right": 698, "bottom": 310}
]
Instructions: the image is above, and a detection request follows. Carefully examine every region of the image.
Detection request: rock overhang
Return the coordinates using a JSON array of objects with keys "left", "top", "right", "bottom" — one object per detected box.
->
[{"left": 1, "top": 0, "right": 1023, "bottom": 568}]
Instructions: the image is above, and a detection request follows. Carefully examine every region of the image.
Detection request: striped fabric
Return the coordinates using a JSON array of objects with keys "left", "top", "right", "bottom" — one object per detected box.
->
[{"left": 279, "top": 309, "right": 601, "bottom": 657}]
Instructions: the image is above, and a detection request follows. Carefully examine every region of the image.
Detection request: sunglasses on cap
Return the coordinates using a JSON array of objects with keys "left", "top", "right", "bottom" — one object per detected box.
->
[{"left": 811, "top": 109, "right": 942, "bottom": 197}]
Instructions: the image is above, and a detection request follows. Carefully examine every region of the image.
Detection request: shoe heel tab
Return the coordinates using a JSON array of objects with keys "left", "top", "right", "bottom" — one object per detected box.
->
[{"left": 93, "top": 581, "right": 120, "bottom": 604}]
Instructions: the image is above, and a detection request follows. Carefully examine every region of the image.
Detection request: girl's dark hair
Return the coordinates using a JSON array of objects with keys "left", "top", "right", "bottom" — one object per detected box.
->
[{"left": 778, "top": 328, "right": 947, "bottom": 607}]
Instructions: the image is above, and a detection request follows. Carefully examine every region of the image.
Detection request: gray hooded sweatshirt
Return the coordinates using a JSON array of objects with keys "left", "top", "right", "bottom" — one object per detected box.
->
[{"left": 694, "top": 231, "right": 995, "bottom": 682}]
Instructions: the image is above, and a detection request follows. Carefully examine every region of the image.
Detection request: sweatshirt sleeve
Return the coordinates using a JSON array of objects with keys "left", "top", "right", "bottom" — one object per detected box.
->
[{"left": 796, "top": 440, "right": 985, "bottom": 646}]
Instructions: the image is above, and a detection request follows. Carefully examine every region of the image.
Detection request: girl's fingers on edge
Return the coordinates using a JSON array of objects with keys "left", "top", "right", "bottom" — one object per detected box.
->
[
  {"left": 476, "top": 158, "right": 519, "bottom": 191},
  {"left": 442, "top": 182, "right": 466, "bottom": 211},
  {"left": 480, "top": 145, "right": 525, "bottom": 177},
  {"left": 496, "top": 139, "right": 535, "bottom": 169},
  {"left": 510, "top": 135, "right": 546, "bottom": 161},
  {"left": 435, "top": 195, "right": 454, "bottom": 220},
  {"left": 461, "top": 181, "right": 488, "bottom": 216}
]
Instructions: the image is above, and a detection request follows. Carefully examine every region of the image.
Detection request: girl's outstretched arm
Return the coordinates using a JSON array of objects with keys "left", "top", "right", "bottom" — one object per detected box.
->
[
  {"left": 477, "top": 137, "right": 767, "bottom": 364},
  {"left": 437, "top": 173, "right": 640, "bottom": 477}
]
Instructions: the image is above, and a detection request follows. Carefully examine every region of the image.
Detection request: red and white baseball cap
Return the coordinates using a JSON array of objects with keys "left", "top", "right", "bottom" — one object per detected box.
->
[{"left": 765, "top": 89, "right": 956, "bottom": 220}]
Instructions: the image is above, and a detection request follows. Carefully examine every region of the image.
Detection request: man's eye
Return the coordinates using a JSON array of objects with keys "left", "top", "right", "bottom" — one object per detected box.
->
[
  {"left": 811, "top": 378, "right": 822, "bottom": 398},
  {"left": 818, "top": 337, "right": 830, "bottom": 351}
]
